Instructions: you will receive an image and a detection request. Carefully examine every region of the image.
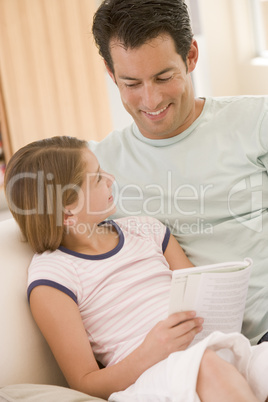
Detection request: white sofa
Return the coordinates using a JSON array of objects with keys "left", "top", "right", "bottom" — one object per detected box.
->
[{"left": 0, "top": 218, "right": 106, "bottom": 401}]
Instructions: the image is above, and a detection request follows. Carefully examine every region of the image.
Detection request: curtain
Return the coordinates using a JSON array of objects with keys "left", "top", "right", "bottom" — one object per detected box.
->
[{"left": 0, "top": 0, "right": 112, "bottom": 159}]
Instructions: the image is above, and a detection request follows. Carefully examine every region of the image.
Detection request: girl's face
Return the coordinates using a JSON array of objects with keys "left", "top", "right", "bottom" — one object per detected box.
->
[{"left": 68, "top": 149, "right": 116, "bottom": 226}]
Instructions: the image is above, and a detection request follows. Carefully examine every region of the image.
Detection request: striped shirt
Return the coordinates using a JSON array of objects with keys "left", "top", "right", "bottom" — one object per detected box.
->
[{"left": 27, "top": 216, "right": 171, "bottom": 366}]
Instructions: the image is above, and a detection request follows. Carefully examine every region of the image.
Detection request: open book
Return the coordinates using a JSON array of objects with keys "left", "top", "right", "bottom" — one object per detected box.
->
[{"left": 169, "top": 258, "right": 252, "bottom": 345}]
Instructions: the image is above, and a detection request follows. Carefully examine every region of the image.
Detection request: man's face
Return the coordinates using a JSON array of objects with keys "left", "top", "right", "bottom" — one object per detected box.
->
[{"left": 108, "top": 34, "right": 198, "bottom": 139}]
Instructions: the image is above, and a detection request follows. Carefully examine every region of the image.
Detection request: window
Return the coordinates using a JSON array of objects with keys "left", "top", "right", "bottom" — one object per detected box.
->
[{"left": 250, "top": 0, "right": 268, "bottom": 57}]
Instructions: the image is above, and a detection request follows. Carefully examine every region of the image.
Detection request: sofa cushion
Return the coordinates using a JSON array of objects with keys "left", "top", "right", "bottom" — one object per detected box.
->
[{"left": 0, "top": 384, "right": 106, "bottom": 401}]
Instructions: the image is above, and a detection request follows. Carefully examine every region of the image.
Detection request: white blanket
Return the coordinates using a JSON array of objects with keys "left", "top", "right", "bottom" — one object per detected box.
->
[{"left": 109, "top": 331, "right": 268, "bottom": 402}]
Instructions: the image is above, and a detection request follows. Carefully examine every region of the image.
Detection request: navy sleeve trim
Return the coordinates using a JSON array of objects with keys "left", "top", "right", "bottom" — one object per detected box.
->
[
  {"left": 27, "top": 280, "right": 77, "bottom": 304},
  {"left": 257, "top": 331, "right": 268, "bottom": 344},
  {"left": 162, "top": 227, "right": 171, "bottom": 253}
]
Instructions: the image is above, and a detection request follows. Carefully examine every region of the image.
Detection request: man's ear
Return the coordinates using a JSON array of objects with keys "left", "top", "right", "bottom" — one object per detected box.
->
[
  {"left": 186, "top": 39, "right": 199, "bottom": 73},
  {"left": 104, "top": 60, "right": 117, "bottom": 84}
]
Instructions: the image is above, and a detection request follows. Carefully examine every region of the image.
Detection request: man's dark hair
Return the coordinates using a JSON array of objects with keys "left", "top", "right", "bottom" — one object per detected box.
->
[{"left": 92, "top": 0, "right": 193, "bottom": 74}]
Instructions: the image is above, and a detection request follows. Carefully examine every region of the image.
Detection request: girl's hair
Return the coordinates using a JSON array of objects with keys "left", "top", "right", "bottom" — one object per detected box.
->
[
  {"left": 92, "top": 0, "right": 193, "bottom": 74},
  {"left": 4, "top": 136, "right": 88, "bottom": 253}
]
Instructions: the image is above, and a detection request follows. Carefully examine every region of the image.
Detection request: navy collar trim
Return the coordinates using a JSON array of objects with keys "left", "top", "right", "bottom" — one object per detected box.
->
[{"left": 58, "top": 220, "right": 124, "bottom": 260}]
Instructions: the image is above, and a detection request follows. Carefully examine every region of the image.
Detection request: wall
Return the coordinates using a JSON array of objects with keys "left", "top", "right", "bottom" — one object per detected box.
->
[{"left": 198, "top": 0, "right": 268, "bottom": 96}]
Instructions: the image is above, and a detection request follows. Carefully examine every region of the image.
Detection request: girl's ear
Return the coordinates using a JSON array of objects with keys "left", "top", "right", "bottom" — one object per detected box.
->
[{"left": 63, "top": 210, "right": 78, "bottom": 227}]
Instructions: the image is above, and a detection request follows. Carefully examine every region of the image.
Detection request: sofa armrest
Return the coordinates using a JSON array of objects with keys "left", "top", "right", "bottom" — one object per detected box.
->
[{"left": 0, "top": 218, "right": 67, "bottom": 387}]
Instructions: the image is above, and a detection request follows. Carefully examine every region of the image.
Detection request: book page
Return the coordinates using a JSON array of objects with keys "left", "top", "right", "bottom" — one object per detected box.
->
[
  {"left": 169, "top": 275, "right": 188, "bottom": 315},
  {"left": 190, "top": 266, "right": 251, "bottom": 345},
  {"left": 168, "top": 259, "right": 252, "bottom": 346}
]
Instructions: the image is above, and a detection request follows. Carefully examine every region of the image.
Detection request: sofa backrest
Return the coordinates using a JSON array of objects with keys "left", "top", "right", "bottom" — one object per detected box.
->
[{"left": 0, "top": 218, "right": 67, "bottom": 387}]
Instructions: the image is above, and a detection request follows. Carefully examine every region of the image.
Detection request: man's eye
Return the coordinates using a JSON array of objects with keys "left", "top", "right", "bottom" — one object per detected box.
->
[
  {"left": 125, "top": 82, "right": 140, "bottom": 88},
  {"left": 157, "top": 76, "right": 172, "bottom": 82}
]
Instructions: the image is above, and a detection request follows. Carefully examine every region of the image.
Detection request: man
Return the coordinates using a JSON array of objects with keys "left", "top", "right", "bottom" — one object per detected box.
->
[{"left": 89, "top": 0, "right": 268, "bottom": 345}]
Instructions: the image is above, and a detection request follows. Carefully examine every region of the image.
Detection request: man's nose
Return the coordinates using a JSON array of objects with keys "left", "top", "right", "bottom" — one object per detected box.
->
[{"left": 142, "top": 83, "right": 163, "bottom": 111}]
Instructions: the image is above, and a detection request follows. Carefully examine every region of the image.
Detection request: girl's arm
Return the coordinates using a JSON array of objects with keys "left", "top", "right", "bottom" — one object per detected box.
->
[
  {"left": 30, "top": 285, "right": 202, "bottom": 400},
  {"left": 164, "top": 233, "right": 194, "bottom": 270}
]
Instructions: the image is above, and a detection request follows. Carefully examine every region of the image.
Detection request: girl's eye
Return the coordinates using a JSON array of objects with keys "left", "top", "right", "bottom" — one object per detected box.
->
[{"left": 97, "top": 173, "right": 102, "bottom": 182}]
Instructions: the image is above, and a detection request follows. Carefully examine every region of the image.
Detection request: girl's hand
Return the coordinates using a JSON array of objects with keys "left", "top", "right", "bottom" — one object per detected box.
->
[{"left": 139, "top": 311, "right": 203, "bottom": 365}]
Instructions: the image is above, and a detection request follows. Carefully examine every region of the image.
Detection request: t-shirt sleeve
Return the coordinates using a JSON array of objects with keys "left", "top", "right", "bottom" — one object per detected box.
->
[{"left": 27, "top": 251, "right": 81, "bottom": 304}]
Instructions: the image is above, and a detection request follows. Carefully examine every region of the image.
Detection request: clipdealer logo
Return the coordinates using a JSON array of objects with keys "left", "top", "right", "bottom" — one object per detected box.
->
[{"left": 228, "top": 172, "right": 263, "bottom": 233}]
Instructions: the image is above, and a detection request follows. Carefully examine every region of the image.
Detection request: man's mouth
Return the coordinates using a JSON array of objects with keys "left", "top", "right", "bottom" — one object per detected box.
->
[{"left": 144, "top": 105, "right": 169, "bottom": 117}]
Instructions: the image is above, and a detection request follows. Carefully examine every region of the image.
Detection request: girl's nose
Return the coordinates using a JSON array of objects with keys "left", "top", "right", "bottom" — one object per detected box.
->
[{"left": 106, "top": 171, "right": 115, "bottom": 186}]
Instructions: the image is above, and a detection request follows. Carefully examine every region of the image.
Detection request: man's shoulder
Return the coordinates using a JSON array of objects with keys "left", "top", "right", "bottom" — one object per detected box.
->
[
  {"left": 209, "top": 95, "right": 268, "bottom": 109},
  {"left": 88, "top": 123, "right": 134, "bottom": 152},
  {"left": 204, "top": 96, "right": 268, "bottom": 122}
]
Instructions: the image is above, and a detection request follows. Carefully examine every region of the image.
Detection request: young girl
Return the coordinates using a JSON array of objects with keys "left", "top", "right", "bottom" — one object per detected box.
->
[{"left": 4, "top": 136, "right": 268, "bottom": 402}]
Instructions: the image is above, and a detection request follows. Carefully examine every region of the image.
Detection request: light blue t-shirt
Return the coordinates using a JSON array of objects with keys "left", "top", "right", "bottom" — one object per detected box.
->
[{"left": 89, "top": 96, "right": 268, "bottom": 345}]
